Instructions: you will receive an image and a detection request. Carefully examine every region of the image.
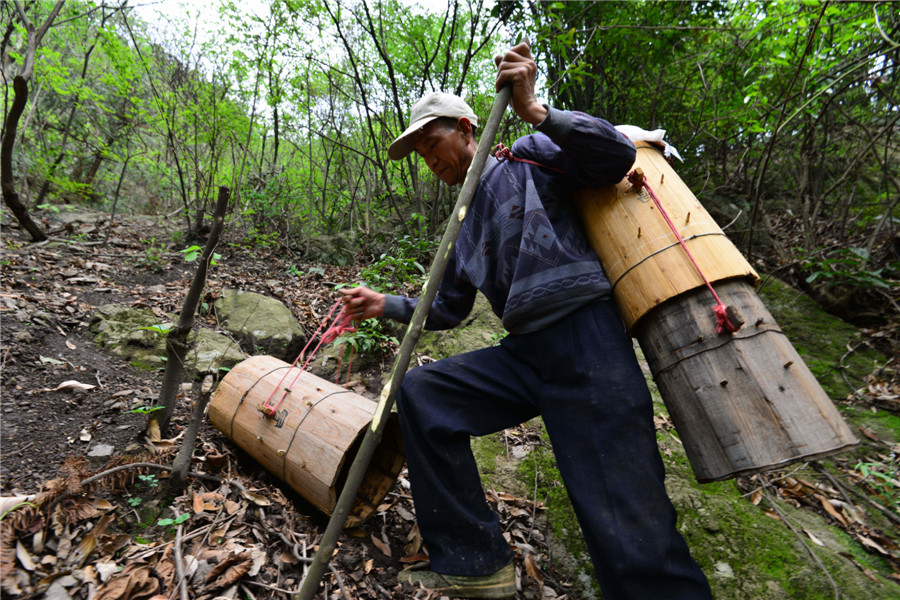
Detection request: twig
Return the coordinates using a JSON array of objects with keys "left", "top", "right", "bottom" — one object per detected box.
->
[
  {"left": 329, "top": 565, "right": 352, "bottom": 600},
  {"left": 528, "top": 444, "right": 539, "bottom": 542},
  {"left": 738, "top": 463, "right": 810, "bottom": 498},
  {"left": 760, "top": 480, "right": 843, "bottom": 600},
  {"left": 173, "top": 510, "right": 189, "bottom": 600},
  {"left": 80, "top": 462, "right": 172, "bottom": 487},
  {"left": 241, "top": 583, "right": 259, "bottom": 600},
  {"left": 809, "top": 462, "right": 856, "bottom": 508},
  {"left": 244, "top": 579, "right": 300, "bottom": 595}
]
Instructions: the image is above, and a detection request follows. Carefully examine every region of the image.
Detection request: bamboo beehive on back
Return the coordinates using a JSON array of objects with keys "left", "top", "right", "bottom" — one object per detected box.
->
[{"left": 576, "top": 142, "right": 858, "bottom": 482}]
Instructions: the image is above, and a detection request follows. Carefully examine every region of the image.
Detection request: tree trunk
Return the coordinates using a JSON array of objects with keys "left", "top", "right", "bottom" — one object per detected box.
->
[
  {"left": 152, "top": 186, "right": 231, "bottom": 437},
  {"left": 1, "top": 76, "right": 47, "bottom": 242},
  {"left": 164, "top": 378, "right": 213, "bottom": 496}
]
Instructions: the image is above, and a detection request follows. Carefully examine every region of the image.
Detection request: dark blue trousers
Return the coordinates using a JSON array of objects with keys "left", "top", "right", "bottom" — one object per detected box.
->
[{"left": 396, "top": 299, "right": 712, "bottom": 599}]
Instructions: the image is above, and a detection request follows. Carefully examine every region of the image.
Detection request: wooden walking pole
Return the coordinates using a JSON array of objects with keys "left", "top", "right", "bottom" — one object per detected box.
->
[{"left": 296, "top": 47, "right": 520, "bottom": 600}]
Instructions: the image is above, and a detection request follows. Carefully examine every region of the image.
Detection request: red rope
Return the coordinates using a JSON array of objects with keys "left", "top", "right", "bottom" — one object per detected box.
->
[
  {"left": 626, "top": 170, "right": 740, "bottom": 335},
  {"left": 259, "top": 299, "right": 357, "bottom": 416},
  {"left": 493, "top": 143, "right": 565, "bottom": 173}
]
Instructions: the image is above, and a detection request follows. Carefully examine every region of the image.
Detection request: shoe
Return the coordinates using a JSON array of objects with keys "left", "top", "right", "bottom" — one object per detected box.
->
[{"left": 398, "top": 562, "right": 515, "bottom": 599}]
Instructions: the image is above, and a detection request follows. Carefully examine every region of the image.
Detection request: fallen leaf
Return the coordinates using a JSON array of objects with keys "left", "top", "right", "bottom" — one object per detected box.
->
[
  {"left": 404, "top": 522, "right": 423, "bottom": 557},
  {"left": 858, "top": 426, "right": 879, "bottom": 442},
  {"left": 523, "top": 553, "right": 543, "bottom": 585},
  {"left": 400, "top": 552, "right": 429, "bottom": 564},
  {"left": 371, "top": 534, "right": 391, "bottom": 557},
  {"left": 856, "top": 534, "right": 890, "bottom": 555},
  {"left": 65, "top": 340, "right": 76, "bottom": 350},
  {"left": 49, "top": 380, "right": 96, "bottom": 393},
  {"left": 69, "top": 532, "right": 97, "bottom": 567},
  {"left": 240, "top": 489, "right": 271, "bottom": 506},
  {"left": 146, "top": 420, "right": 161, "bottom": 442},
  {"left": 94, "top": 563, "right": 160, "bottom": 600},
  {"left": 817, "top": 495, "right": 849, "bottom": 528},
  {"left": 803, "top": 528, "right": 825, "bottom": 547},
  {"left": 15, "top": 541, "right": 36, "bottom": 571},
  {"left": 248, "top": 547, "right": 266, "bottom": 577},
  {"left": 201, "top": 551, "right": 252, "bottom": 592},
  {"left": 395, "top": 504, "right": 415, "bottom": 521},
  {"left": 749, "top": 489, "right": 763, "bottom": 506},
  {"left": 95, "top": 561, "right": 118, "bottom": 583}
]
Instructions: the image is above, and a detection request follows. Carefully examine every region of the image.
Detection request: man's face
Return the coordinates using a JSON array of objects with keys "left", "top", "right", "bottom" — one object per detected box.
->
[{"left": 413, "top": 119, "right": 474, "bottom": 186}]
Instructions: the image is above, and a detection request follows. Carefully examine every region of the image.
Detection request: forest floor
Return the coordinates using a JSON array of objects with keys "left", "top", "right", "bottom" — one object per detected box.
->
[
  {"left": 1, "top": 206, "right": 898, "bottom": 600},
  {"left": 0, "top": 208, "right": 572, "bottom": 600}
]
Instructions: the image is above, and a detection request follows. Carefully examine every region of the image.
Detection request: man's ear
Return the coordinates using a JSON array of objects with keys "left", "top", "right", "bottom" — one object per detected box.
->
[{"left": 457, "top": 117, "right": 474, "bottom": 140}]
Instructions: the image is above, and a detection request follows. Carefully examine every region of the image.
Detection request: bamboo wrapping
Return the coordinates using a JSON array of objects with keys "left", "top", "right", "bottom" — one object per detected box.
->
[
  {"left": 576, "top": 142, "right": 759, "bottom": 331},
  {"left": 209, "top": 355, "right": 404, "bottom": 525}
]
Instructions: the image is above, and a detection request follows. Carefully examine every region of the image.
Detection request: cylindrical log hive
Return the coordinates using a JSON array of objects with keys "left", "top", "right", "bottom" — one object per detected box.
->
[
  {"left": 634, "top": 280, "right": 859, "bottom": 481},
  {"left": 575, "top": 142, "right": 857, "bottom": 482},
  {"left": 209, "top": 355, "right": 404, "bottom": 525}
]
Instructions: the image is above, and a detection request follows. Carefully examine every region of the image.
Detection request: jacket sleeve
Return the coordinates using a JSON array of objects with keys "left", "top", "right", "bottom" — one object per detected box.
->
[
  {"left": 515, "top": 107, "right": 636, "bottom": 188},
  {"left": 381, "top": 252, "right": 477, "bottom": 331}
]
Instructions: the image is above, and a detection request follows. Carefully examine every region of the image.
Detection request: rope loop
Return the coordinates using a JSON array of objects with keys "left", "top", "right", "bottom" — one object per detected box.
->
[
  {"left": 492, "top": 143, "right": 565, "bottom": 173},
  {"left": 259, "top": 299, "right": 357, "bottom": 417}
]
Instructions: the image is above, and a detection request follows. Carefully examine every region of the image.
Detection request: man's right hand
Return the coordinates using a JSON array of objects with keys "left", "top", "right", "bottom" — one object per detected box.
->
[{"left": 339, "top": 286, "right": 385, "bottom": 321}]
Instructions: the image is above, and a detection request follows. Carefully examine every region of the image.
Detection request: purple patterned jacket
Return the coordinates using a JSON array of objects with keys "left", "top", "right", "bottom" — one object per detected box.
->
[{"left": 383, "top": 107, "right": 635, "bottom": 334}]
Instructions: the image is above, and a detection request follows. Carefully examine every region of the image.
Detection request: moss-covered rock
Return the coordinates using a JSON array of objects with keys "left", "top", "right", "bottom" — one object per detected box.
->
[
  {"left": 215, "top": 288, "right": 306, "bottom": 360},
  {"left": 90, "top": 304, "right": 245, "bottom": 375}
]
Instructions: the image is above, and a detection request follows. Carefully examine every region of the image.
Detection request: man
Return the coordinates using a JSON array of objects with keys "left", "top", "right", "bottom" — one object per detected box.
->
[{"left": 340, "top": 43, "right": 712, "bottom": 600}]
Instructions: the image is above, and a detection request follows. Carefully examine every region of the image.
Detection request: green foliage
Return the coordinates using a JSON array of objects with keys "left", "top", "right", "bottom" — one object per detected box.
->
[
  {"left": 801, "top": 248, "right": 898, "bottom": 290},
  {"left": 135, "top": 238, "right": 167, "bottom": 272},
  {"left": 157, "top": 513, "right": 191, "bottom": 528},
  {"left": 854, "top": 462, "right": 899, "bottom": 508},
  {"left": 361, "top": 230, "right": 434, "bottom": 293},
  {"left": 241, "top": 226, "right": 280, "bottom": 249},
  {"left": 137, "top": 474, "right": 159, "bottom": 487},
  {"left": 129, "top": 404, "right": 164, "bottom": 415},
  {"left": 336, "top": 318, "right": 399, "bottom": 358},
  {"left": 180, "top": 245, "right": 221, "bottom": 266},
  {"left": 137, "top": 324, "right": 172, "bottom": 335}
]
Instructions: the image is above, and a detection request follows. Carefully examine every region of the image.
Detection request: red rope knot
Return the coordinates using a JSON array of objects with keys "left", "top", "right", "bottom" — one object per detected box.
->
[
  {"left": 713, "top": 303, "right": 742, "bottom": 334},
  {"left": 493, "top": 143, "right": 513, "bottom": 162},
  {"left": 626, "top": 169, "right": 646, "bottom": 193},
  {"left": 320, "top": 309, "right": 355, "bottom": 345},
  {"left": 258, "top": 299, "right": 356, "bottom": 417}
]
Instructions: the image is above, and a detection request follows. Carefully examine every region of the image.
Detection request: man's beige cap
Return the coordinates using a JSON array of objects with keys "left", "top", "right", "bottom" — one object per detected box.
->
[{"left": 388, "top": 92, "right": 478, "bottom": 161}]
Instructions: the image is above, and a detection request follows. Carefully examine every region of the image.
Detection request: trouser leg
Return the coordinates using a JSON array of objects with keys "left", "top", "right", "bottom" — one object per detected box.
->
[
  {"left": 397, "top": 299, "right": 711, "bottom": 597},
  {"left": 396, "top": 345, "right": 540, "bottom": 576},
  {"left": 517, "top": 301, "right": 712, "bottom": 600}
]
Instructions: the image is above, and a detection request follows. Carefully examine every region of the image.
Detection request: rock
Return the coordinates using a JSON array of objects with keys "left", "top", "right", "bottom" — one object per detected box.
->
[
  {"left": 303, "top": 235, "right": 356, "bottom": 266},
  {"left": 215, "top": 289, "right": 306, "bottom": 361},
  {"left": 415, "top": 293, "right": 504, "bottom": 362},
  {"left": 713, "top": 561, "right": 734, "bottom": 579},
  {"left": 87, "top": 443, "right": 115, "bottom": 458},
  {"left": 11, "top": 331, "right": 33, "bottom": 344},
  {"left": 90, "top": 304, "right": 245, "bottom": 375}
]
